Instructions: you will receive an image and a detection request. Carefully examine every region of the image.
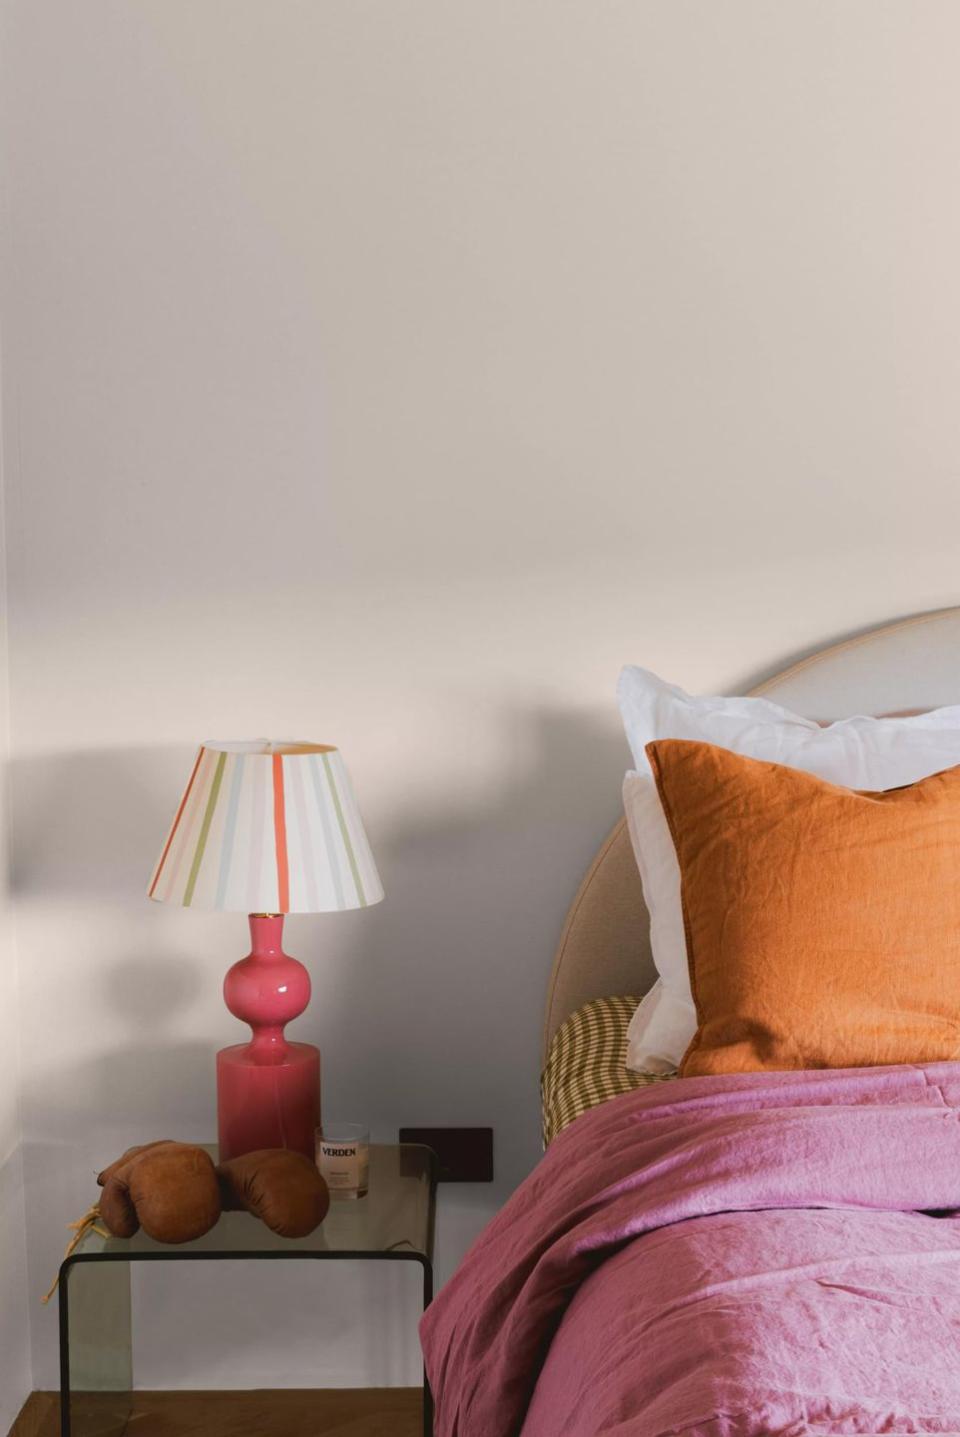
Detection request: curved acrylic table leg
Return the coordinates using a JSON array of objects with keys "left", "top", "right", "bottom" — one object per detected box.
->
[{"left": 60, "top": 1257, "right": 132, "bottom": 1437}]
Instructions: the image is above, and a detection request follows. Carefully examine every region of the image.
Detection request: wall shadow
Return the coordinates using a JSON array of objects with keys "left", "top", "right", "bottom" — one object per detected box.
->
[{"left": 9, "top": 709, "right": 632, "bottom": 1301}]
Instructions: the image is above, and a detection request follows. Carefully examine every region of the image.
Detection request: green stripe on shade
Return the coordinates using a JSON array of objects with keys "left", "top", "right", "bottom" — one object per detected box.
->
[
  {"left": 184, "top": 750, "right": 227, "bottom": 906},
  {"left": 322, "top": 752, "right": 366, "bottom": 906}
]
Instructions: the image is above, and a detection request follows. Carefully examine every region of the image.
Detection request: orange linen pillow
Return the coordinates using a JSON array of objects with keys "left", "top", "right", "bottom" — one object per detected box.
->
[{"left": 646, "top": 738, "right": 960, "bottom": 1077}]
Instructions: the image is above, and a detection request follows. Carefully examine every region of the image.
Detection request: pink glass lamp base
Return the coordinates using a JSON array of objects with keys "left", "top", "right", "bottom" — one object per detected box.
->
[
  {"left": 216, "top": 914, "right": 321, "bottom": 1161},
  {"left": 217, "top": 1042, "right": 319, "bottom": 1161}
]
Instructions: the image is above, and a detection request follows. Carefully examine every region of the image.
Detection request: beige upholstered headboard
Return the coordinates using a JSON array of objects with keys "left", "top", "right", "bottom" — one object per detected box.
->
[{"left": 543, "top": 607, "right": 960, "bottom": 1061}]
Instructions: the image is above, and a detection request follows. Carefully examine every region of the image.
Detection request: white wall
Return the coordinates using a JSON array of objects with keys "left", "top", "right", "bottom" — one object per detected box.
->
[
  {"left": 0, "top": 571, "right": 28, "bottom": 1424},
  {"left": 3, "top": 0, "right": 960, "bottom": 1393},
  {"left": 0, "top": 330, "right": 30, "bottom": 1420},
  {"left": 0, "top": 8, "right": 30, "bottom": 1402}
]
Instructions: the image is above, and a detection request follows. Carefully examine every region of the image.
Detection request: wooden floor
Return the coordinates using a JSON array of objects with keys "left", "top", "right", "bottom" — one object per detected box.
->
[{"left": 10, "top": 1389, "right": 423, "bottom": 1437}]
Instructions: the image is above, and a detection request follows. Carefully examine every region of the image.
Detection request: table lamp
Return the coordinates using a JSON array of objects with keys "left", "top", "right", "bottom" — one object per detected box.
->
[{"left": 148, "top": 741, "right": 383, "bottom": 1161}]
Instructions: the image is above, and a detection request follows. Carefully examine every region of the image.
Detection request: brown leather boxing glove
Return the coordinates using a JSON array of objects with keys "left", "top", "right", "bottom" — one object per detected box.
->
[
  {"left": 216, "top": 1149, "right": 330, "bottom": 1238},
  {"left": 97, "top": 1141, "right": 221, "bottom": 1244}
]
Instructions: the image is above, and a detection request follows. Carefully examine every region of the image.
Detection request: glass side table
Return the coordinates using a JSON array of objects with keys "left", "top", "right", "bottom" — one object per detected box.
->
[{"left": 58, "top": 1143, "right": 437, "bottom": 1437}]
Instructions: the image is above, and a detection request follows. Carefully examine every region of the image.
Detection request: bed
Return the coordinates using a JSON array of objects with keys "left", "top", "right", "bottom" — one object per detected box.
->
[{"left": 423, "top": 608, "right": 960, "bottom": 1436}]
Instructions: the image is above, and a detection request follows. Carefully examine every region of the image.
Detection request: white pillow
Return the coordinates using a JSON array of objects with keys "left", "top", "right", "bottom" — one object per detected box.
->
[{"left": 618, "top": 666, "right": 960, "bottom": 1073}]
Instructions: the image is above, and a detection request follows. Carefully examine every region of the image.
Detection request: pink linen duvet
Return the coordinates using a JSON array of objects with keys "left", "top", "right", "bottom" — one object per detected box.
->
[{"left": 420, "top": 1064, "right": 960, "bottom": 1436}]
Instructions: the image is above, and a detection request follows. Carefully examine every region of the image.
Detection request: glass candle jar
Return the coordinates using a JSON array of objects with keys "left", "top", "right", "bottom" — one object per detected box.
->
[{"left": 316, "top": 1123, "right": 370, "bottom": 1199}]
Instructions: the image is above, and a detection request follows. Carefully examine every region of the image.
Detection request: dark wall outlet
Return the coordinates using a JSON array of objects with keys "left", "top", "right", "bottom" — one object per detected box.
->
[{"left": 399, "top": 1127, "right": 494, "bottom": 1182}]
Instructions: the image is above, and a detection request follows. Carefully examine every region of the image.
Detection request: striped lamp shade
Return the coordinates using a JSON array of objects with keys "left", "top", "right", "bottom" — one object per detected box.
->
[{"left": 148, "top": 741, "right": 384, "bottom": 914}]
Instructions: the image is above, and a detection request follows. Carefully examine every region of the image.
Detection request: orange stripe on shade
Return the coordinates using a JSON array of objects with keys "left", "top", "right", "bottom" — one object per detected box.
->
[
  {"left": 148, "top": 747, "right": 205, "bottom": 898},
  {"left": 273, "top": 753, "right": 290, "bottom": 912}
]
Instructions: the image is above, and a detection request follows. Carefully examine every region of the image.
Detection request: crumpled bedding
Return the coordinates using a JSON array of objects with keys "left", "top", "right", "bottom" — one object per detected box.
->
[{"left": 421, "top": 1063, "right": 960, "bottom": 1436}]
